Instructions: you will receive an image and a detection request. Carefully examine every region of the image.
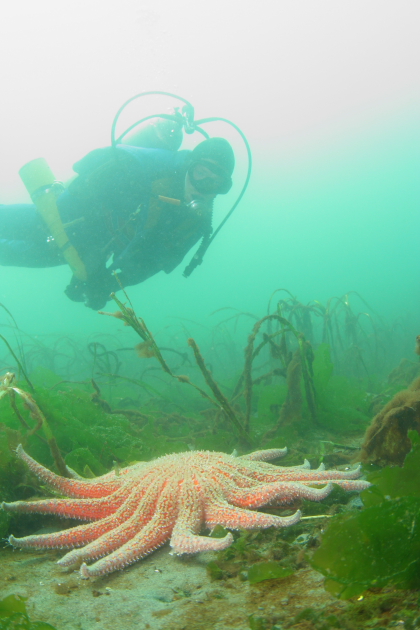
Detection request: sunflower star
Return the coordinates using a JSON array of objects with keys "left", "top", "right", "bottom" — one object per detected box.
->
[{"left": 2, "top": 445, "right": 369, "bottom": 578}]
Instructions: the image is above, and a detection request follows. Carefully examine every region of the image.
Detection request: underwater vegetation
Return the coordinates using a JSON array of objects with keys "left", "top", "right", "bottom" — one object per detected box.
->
[
  {"left": 200, "top": 436, "right": 420, "bottom": 630},
  {"left": 0, "top": 288, "right": 415, "bottom": 496},
  {"left": 264, "top": 289, "right": 413, "bottom": 380},
  {"left": 97, "top": 289, "right": 380, "bottom": 447},
  {"left": 0, "top": 289, "right": 418, "bottom": 629},
  {"left": 361, "top": 375, "right": 420, "bottom": 466},
  {"left": 0, "top": 594, "right": 57, "bottom": 629},
  {"left": 311, "top": 431, "right": 420, "bottom": 599}
]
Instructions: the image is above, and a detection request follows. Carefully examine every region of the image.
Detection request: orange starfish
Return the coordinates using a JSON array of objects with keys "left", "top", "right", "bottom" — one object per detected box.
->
[{"left": 2, "top": 445, "right": 369, "bottom": 578}]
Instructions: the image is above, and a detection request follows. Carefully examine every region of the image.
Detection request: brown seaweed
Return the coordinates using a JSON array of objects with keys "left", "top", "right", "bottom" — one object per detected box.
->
[{"left": 361, "top": 376, "right": 420, "bottom": 466}]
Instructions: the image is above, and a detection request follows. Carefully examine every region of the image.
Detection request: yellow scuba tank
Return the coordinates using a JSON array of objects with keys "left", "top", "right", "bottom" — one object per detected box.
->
[{"left": 19, "top": 158, "right": 88, "bottom": 281}]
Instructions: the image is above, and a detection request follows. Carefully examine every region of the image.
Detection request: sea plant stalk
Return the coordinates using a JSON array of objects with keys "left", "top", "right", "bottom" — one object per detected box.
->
[
  {"left": 187, "top": 338, "right": 251, "bottom": 445},
  {"left": 0, "top": 373, "right": 67, "bottom": 476},
  {"left": 99, "top": 291, "right": 252, "bottom": 444}
]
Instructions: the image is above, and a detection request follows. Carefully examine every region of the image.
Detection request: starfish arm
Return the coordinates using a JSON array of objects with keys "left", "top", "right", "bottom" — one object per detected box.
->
[
  {"left": 7, "top": 485, "right": 151, "bottom": 553},
  {"left": 285, "top": 467, "right": 364, "bottom": 482},
  {"left": 75, "top": 461, "right": 150, "bottom": 483},
  {"left": 329, "top": 479, "right": 371, "bottom": 491},
  {"left": 257, "top": 459, "right": 312, "bottom": 472},
  {"left": 205, "top": 501, "right": 301, "bottom": 530},
  {"left": 239, "top": 448, "right": 287, "bottom": 462},
  {"left": 169, "top": 478, "right": 233, "bottom": 555},
  {"left": 283, "top": 459, "right": 313, "bottom": 471},
  {"left": 58, "top": 481, "right": 164, "bottom": 568},
  {"left": 15, "top": 445, "right": 122, "bottom": 498},
  {"left": 8, "top": 515, "right": 111, "bottom": 550},
  {"left": 246, "top": 465, "right": 364, "bottom": 484},
  {"left": 58, "top": 465, "right": 116, "bottom": 482},
  {"left": 235, "top": 460, "right": 311, "bottom": 479},
  {"left": 2, "top": 484, "right": 131, "bottom": 520},
  {"left": 65, "top": 461, "right": 148, "bottom": 482},
  {"left": 214, "top": 459, "right": 314, "bottom": 491},
  {"left": 224, "top": 481, "right": 334, "bottom": 508},
  {"left": 214, "top": 460, "right": 309, "bottom": 489},
  {"left": 170, "top": 527, "right": 233, "bottom": 554},
  {"left": 79, "top": 483, "right": 179, "bottom": 578},
  {"left": 64, "top": 465, "right": 84, "bottom": 479}
]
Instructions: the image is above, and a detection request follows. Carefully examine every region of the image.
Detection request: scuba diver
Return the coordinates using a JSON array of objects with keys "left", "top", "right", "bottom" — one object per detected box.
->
[{"left": 0, "top": 92, "right": 250, "bottom": 310}]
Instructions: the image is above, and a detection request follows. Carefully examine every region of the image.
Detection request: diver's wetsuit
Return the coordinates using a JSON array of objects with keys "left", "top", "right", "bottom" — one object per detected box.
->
[{"left": 0, "top": 146, "right": 212, "bottom": 308}]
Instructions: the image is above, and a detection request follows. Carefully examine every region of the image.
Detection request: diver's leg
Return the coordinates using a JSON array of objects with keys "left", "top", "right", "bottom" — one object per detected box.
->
[{"left": 0, "top": 204, "right": 64, "bottom": 267}]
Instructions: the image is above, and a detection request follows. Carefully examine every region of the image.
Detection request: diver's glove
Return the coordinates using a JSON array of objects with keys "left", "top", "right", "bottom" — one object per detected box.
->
[
  {"left": 64, "top": 269, "right": 117, "bottom": 310},
  {"left": 64, "top": 276, "right": 87, "bottom": 303}
]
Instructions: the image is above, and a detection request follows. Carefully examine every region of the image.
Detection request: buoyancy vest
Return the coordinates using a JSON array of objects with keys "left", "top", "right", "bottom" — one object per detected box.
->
[{"left": 113, "top": 176, "right": 213, "bottom": 276}]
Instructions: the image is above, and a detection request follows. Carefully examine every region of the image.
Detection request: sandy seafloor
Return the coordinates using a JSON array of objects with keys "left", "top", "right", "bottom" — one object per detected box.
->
[{"left": 1, "top": 541, "right": 345, "bottom": 630}]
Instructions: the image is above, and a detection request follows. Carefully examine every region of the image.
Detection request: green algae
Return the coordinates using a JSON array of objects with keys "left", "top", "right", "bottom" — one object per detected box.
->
[
  {"left": 0, "top": 595, "right": 57, "bottom": 630},
  {"left": 310, "top": 432, "right": 420, "bottom": 598},
  {"left": 313, "top": 343, "right": 334, "bottom": 392},
  {"left": 313, "top": 345, "right": 371, "bottom": 434},
  {"left": 247, "top": 561, "right": 293, "bottom": 584},
  {"left": 0, "top": 377, "right": 215, "bottom": 478},
  {"left": 362, "top": 430, "right": 420, "bottom": 506},
  {"left": 248, "top": 614, "right": 270, "bottom": 630},
  {"left": 311, "top": 496, "right": 420, "bottom": 598},
  {"left": 253, "top": 343, "right": 372, "bottom": 445},
  {"left": 206, "top": 560, "right": 226, "bottom": 581}
]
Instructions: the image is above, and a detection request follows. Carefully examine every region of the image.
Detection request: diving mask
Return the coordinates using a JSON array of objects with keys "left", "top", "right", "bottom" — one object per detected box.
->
[{"left": 188, "top": 159, "right": 232, "bottom": 195}]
